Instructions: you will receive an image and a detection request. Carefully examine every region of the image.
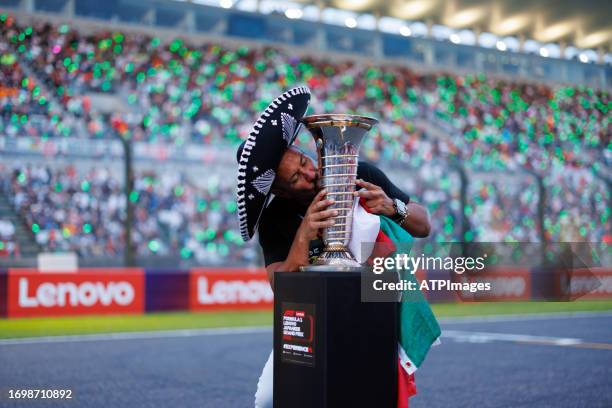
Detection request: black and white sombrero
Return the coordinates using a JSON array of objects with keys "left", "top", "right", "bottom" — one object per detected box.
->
[{"left": 236, "top": 86, "right": 311, "bottom": 241}]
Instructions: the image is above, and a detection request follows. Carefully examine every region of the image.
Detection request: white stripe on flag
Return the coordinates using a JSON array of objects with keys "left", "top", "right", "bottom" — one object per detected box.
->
[{"left": 398, "top": 343, "right": 418, "bottom": 375}]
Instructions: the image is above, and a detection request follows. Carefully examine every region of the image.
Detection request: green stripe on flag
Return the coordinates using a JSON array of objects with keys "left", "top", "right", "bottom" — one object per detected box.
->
[{"left": 379, "top": 216, "right": 441, "bottom": 368}]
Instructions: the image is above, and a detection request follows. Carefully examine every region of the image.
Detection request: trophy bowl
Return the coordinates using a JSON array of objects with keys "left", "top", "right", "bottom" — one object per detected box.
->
[{"left": 300, "top": 114, "right": 379, "bottom": 272}]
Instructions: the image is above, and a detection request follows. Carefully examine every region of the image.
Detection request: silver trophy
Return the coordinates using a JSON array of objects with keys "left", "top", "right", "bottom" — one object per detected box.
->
[{"left": 300, "top": 114, "right": 379, "bottom": 271}]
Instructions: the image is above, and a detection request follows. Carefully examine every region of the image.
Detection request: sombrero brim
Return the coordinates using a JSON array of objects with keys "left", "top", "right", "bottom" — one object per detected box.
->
[{"left": 236, "top": 86, "right": 311, "bottom": 241}]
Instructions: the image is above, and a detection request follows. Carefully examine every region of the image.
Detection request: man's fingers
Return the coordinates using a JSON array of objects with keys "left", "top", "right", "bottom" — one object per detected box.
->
[
  {"left": 311, "top": 209, "right": 338, "bottom": 221},
  {"left": 312, "top": 198, "right": 335, "bottom": 212},
  {"left": 308, "top": 189, "right": 328, "bottom": 210},
  {"left": 353, "top": 190, "right": 380, "bottom": 199},
  {"left": 314, "top": 189, "right": 328, "bottom": 202},
  {"left": 312, "top": 220, "right": 336, "bottom": 229},
  {"left": 356, "top": 179, "right": 379, "bottom": 190}
]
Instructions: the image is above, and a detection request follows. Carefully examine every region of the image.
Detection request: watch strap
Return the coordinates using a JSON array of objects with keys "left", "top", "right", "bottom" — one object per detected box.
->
[{"left": 392, "top": 199, "right": 407, "bottom": 223}]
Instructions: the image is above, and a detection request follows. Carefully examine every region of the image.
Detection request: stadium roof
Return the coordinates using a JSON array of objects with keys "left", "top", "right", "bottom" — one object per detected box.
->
[{"left": 286, "top": 0, "right": 612, "bottom": 51}]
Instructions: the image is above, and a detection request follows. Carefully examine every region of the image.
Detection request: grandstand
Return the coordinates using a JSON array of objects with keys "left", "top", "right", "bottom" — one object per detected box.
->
[{"left": 0, "top": 1, "right": 610, "bottom": 268}]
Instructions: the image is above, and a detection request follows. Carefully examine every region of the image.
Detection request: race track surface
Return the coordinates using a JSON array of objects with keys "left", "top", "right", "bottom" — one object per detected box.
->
[{"left": 1, "top": 313, "right": 611, "bottom": 408}]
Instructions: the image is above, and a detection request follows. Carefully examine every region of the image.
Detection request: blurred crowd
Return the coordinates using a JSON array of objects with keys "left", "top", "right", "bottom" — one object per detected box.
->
[
  {"left": 2, "top": 15, "right": 608, "bottom": 155},
  {"left": 5, "top": 164, "right": 259, "bottom": 264},
  {"left": 0, "top": 218, "right": 19, "bottom": 257},
  {"left": 0, "top": 13, "right": 610, "bottom": 261}
]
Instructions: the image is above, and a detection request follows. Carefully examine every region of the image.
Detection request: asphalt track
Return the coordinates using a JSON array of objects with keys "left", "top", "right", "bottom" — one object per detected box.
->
[{"left": 1, "top": 312, "right": 611, "bottom": 408}]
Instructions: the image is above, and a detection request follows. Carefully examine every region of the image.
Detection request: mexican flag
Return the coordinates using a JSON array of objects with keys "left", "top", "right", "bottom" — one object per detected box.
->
[{"left": 349, "top": 198, "right": 442, "bottom": 408}]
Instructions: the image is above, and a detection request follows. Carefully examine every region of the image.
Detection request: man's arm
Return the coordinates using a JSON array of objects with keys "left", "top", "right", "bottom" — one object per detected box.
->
[
  {"left": 401, "top": 202, "right": 431, "bottom": 237},
  {"left": 265, "top": 189, "right": 336, "bottom": 286},
  {"left": 265, "top": 235, "right": 309, "bottom": 286}
]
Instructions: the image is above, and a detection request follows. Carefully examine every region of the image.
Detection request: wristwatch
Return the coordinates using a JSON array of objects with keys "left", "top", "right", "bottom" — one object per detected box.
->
[{"left": 392, "top": 199, "right": 408, "bottom": 224}]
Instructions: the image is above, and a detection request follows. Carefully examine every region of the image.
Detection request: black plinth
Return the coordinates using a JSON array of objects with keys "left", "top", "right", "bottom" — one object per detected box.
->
[{"left": 273, "top": 271, "right": 397, "bottom": 408}]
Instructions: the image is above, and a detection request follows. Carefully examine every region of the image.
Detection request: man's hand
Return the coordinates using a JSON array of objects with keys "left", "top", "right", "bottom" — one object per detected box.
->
[
  {"left": 267, "top": 189, "right": 337, "bottom": 282},
  {"left": 353, "top": 179, "right": 395, "bottom": 217},
  {"left": 297, "top": 189, "right": 337, "bottom": 241},
  {"left": 354, "top": 179, "right": 431, "bottom": 237}
]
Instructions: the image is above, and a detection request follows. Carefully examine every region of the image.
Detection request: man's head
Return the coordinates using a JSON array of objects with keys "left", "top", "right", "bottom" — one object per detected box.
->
[
  {"left": 271, "top": 146, "right": 319, "bottom": 203},
  {"left": 235, "top": 86, "right": 311, "bottom": 241}
]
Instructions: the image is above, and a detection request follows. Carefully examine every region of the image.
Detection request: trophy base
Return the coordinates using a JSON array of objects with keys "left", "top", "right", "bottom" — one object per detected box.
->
[{"left": 300, "top": 249, "right": 364, "bottom": 272}]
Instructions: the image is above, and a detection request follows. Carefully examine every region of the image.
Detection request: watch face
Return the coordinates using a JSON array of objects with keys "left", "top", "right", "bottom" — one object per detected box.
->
[{"left": 394, "top": 199, "right": 407, "bottom": 216}]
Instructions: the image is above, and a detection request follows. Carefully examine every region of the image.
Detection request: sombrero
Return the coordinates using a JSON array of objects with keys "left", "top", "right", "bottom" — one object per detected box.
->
[{"left": 236, "top": 86, "right": 311, "bottom": 241}]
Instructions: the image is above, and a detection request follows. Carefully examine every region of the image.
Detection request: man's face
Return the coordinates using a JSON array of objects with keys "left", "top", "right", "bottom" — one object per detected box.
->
[{"left": 272, "top": 147, "right": 319, "bottom": 202}]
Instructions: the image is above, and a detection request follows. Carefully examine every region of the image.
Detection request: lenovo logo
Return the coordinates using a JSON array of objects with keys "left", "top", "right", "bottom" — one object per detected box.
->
[
  {"left": 197, "top": 277, "right": 273, "bottom": 305},
  {"left": 18, "top": 278, "right": 135, "bottom": 308}
]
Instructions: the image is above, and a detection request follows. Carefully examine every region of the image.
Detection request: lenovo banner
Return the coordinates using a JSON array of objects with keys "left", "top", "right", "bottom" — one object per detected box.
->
[
  {"left": 7, "top": 268, "right": 145, "bottom": 318},
  {"left": 145, "top": 269, "right": 190, "bottom": 312},
  {"left": 0, "top": 269, "right": 7, "bottom": 317},
  {"left": 190, "top": 268, "right": 273, "bottom": 311},
  {"left": 558, "top": 267, "right": 612, "bottom": 300},
  {"left": 455, "top": 267, "right": 531, "bottom": 302}
]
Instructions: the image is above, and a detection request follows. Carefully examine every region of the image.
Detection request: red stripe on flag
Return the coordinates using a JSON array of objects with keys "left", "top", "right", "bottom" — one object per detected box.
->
[{"left": 397, "top": 358, "right": 417, "bottom": 408}]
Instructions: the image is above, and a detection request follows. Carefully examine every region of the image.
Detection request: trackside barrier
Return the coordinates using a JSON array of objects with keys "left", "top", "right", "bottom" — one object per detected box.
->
[
  {"left": 0, "top": 267, "right": 272, "bottom": 318},
  {"left": 5, "top": 268, "right": 145, "bottom": 318},
  {"left": 555, "top": 267, "right": 612, "bottom": 300},
  {"left": 455, "top": 267, "right": 531, "bottom": 302},
  {"left": 530, "top": 266, "right": 612, "bottom": 300},
  {"left": 145, "top": 268, "right": 190, "bottom": 312},
  {"left": 189, "top": 268, "right": 273, "bottom": 311},
  {"left": 0, "top": 267, "right": 609, "bottom": 318},
  {"left": 0, "top": 268, "right": 6, "bottom": 317},
  {"left": 145, "top": 268, "right": 273, "bottom": 312}
]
